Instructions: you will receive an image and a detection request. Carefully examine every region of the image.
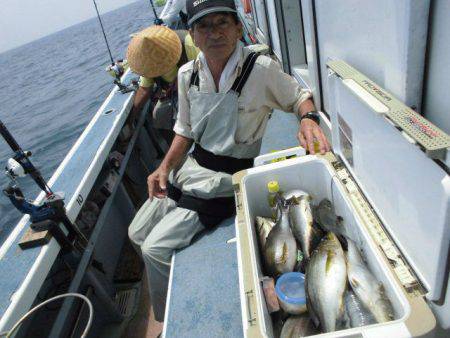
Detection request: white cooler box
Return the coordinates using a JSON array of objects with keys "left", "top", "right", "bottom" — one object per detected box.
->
[{"left": 232, "top": 61, "right": 450, "bottom": 338}]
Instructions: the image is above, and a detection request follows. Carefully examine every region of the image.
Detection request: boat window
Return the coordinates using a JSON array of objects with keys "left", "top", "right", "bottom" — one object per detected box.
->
[
  {"left": 251, "top": 0, "right": 270, "bottom": 45},
  {"left": 271, "top": 1, "right": 307, "bottom": 73},
  {"left": 274, "top": 0, "right": 322, "bottom": 109},
  {"left": 248, "top": 0, "right": 321, "bottom": 108},
  {"left": 265, "top": 0, "right": 283, "bottom": 62}
]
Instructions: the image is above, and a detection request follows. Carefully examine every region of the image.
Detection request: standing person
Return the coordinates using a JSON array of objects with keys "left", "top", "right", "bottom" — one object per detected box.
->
[
  {"left": 126, "top": 25, "right": 199, "bottom": 143},
  {"left": 159, "top": 0, "right": 188, "bottom": 28},
  {"left": 128, "top": 0, "right": 330, "bottom": 324}
]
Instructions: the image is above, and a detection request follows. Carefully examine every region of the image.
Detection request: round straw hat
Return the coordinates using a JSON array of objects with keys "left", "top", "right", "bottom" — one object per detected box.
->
[{"left": 127, "top": 25, "right": 182, "bottom": 78}]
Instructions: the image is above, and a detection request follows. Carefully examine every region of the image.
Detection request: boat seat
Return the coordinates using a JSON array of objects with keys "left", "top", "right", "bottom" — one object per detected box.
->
[
  {"left": 164, "top": 111, "right": 300, "bottom": 337},
  {"left": 164, "top": 218, "right": 241, "bottom": 338}
]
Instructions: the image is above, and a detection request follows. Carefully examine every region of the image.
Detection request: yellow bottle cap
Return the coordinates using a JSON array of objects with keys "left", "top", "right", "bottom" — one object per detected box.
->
[
  {"left": 267, "top": 181, "right": 279, "bottom": 193},
  {"left": 314, "top": 140, "right": 320, "bottom": 154}
]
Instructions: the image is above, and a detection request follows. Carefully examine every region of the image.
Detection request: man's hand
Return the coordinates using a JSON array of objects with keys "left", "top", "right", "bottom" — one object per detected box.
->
[
  {"left": 146, "top": 134, "right": 193, "bottom": 201},
  {"left": 127, "top": 109, "right": 139, "bottom": 128},
  {"left": 147, "top": 165, "right": 170, "bottom": 200},
  {"left": 297, "top": 118, "right": 330, "bottom": 154},
  {"left": 128, "top": 86, "right": 152, "bottom": 127}
]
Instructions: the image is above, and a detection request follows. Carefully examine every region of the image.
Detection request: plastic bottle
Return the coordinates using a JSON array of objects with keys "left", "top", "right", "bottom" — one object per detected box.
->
[{"left": 314, "top": 140, "right": 321, "bottom": 154}]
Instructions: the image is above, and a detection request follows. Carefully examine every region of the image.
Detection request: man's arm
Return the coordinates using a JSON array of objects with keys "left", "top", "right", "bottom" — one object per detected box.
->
[
  {"left": 297, "top": 99, "right": 330, "bottom": 154},
  {"left": 147, "top": 134, "right": 193, "bottom": 200},
  {"left": 262, "top": 57, "right": 330, "bottom": 154},
  {"left": 128, "top": 86, "right": 152, "bottom": 125},
  {"left": 147, "top": 62, "right": 193, "bottom": 199}
]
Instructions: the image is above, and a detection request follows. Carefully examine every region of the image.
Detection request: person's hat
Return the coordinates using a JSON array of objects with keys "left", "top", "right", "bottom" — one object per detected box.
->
[
  {"left": 187, "top": 0, "right": 237, "bottom": 26},
  {"left": 126, "top": 25, "right": 182, "bottom": 78}
]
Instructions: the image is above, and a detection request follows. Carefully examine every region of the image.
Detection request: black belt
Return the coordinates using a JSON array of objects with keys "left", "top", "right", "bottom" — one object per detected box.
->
[
  {"left": 167, "top": 184, "right": 235, "bottom": 229},
  {"left": 192, "top": 144, "right": 254, "bottom": 175},
  {"left": 167, "top": 145, "right": 254, "bottom": 228}
]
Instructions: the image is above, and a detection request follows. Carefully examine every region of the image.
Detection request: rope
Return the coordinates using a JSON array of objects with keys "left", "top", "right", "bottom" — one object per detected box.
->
[
  {"left": 92, "top": 0, "right": 114, "bottom": 65},
  {"left": 4, "top": 293, "right": 93, "bottom": 338}
]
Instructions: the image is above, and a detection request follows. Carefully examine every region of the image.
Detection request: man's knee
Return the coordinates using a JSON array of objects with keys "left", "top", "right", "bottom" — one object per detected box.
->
[
  {"left": 127, "top": 198, "right": 175, "bottom": 247},
  {"left": 141, "top": 236, "right": 173, "bottom": 266},
  {"left": 128, "top": 225, "right": 140, "bottom": 247}
]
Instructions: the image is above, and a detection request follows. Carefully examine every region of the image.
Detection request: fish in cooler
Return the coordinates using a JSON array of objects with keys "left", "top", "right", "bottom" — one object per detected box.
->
[
  {"left": 305, "top": 232, "right": 347, "bottom": 332},
  {"left": 283, "top": 189, "right": 309, "bottom": 200},
  {"left": 314, "top": 199, "right": 346, "bottom": 236},
  {"left": 346, "top": 239, "right": 395, "bottom": 323},
  {"left": 255, "top": 216, "right": 275, "bottom": 248},
  {"left": 264, "top": 202, "right": 297, "bottom": 276},
  {"left": 280, "top": 314, "right": 318, "bottom": 338},
  {"left": 345, "top": 290, "right": 376, "bottom": 327},
  {"left": 288, "top": 194, "right": 323, "bottom": 260}
]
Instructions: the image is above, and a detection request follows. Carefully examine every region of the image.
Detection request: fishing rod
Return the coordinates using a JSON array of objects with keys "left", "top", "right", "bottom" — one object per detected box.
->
[
  {"left": 92, "top": 0, "right": 114, "bottom": 65},
  {"left": 149, "top": 0, "right": 164, "bottom": 25},
  {"left": 0, "top": 120, "right": 88, "bottom": 251},
  {"left": 91, "top": 0, "right": 137, "bottom": 93},
  {"left": 0, "top": 120, "right": 52, "bottom": 196}
]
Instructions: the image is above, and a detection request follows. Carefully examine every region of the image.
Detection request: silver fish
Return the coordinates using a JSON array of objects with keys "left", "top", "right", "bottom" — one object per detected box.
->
[
  {"left": 280, "top": 315, "right": 318, "bottom": 338},
  {"left": 345, "top": 290, "right": 376, "bottom": 327},
  {"left": 346, "top": 239, "right": 395, "bottom": 323},
  {"left": 305, "top": 232, "right": 347, "bottom": 332},
  {"left": 264, "top": 203, "right": 297, "bottom": 276},
  {"left": 255, "top": 216, "right": 275, "bottom": 249},
  {"left": 283, "top": 189, "right": 309, "bottom": 201},
  {"left": 289, "top": 195, "right": 323, "bottom": 260},
  {"left": 314, "top": 199, "right": 346, "bottom": 236}
]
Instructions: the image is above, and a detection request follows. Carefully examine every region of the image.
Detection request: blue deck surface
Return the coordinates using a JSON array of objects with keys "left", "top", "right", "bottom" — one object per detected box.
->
[
  {"left": 165, "top": 219, "right": 240, "bottom": 338},
  {"left": 166, "top": 110, "right": 299, "bottom": 337},
  {"left": 0, "top": 75, "right": 134, "bottom": 324}
]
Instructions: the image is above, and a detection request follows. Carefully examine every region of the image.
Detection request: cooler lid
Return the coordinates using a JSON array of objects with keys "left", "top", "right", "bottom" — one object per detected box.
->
[{"left": 327, "top": 60, "right": 450, "bottom": 301}]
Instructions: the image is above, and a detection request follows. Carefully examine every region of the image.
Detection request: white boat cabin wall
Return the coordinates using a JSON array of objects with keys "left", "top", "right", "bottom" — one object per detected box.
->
[{"left": 243, "top": 0, "right": 450, "bottom": 336}]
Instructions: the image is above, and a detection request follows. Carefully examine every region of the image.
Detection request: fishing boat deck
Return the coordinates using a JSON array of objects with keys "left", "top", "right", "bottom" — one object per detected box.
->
[
  {"left": 0, "top": 72, "right": 136, "bottom": 334},
  {"left": 0, "top": 67, "right": 301, "bottom": 337},
  {"left": 162, "top": 110, "right": 300, "bottom": 337}
]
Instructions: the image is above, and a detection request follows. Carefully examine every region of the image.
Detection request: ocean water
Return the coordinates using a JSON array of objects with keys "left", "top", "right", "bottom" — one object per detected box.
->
[{"left": 0, "top": 0, "right": 157, "bottom": 245}]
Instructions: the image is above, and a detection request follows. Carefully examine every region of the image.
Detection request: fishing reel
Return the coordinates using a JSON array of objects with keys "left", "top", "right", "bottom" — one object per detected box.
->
[
  {"left": 3, "top": 182, "right": 63, "bottom": 225},
  {"left": 105, "top": 60, "right": 138, "bottom": 94},
  {"left": 115, "top": 79, "right": 139, "bottom": 94},
  {"left": 2, "top": 164, "right": 88, "bottom": 250},
  {"left": 106, "top": 60, "right": 126, "bottom": 78},
  {"left": 1, "top": 120, "right": 88, "bottom": 252},
  {"left": 5, "top": 157, "right": 27, "bottom": 179},
  {"left": 154, "top": 18, "right": 164, "bottom": 25},
  {"left": 3, "top": 150, "right": 60, "bottom": 223},
  {"left": 2, "top": 174, "right": 88, "bottom": 253}
]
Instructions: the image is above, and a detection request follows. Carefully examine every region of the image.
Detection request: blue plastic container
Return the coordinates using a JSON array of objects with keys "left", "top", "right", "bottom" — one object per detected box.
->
[{"left": 275, "top": 272, "right": 307, "bottom": 314}]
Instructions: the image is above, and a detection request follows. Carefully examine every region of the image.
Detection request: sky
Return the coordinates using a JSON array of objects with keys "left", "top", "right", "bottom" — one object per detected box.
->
[{"left": 0, "top": 0, "right": 140, "bottom": 53}]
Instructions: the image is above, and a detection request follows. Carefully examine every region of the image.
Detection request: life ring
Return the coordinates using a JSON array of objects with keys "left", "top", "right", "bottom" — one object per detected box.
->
[{"left": 242, "top": 0, "right": 252, "bottom": 14}]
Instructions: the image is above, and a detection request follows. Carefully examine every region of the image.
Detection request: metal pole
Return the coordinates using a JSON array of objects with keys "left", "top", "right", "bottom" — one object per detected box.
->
[{"left": 85, "top": 268, "right": 124, "bottom": 322}]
